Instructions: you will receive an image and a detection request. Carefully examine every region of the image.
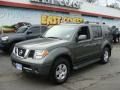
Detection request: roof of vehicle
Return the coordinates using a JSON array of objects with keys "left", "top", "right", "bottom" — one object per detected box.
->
[{"left": 20, "top": 24, "right": 48, "bottom": 28}]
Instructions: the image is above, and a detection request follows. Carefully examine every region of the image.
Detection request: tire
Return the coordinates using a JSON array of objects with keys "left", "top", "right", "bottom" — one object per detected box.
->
[
  {"left": 100, "top": 47, "right": 110, "bottom": 64},
  {"left": 50, "top": 57, "right": 70, "bottom": 84}
]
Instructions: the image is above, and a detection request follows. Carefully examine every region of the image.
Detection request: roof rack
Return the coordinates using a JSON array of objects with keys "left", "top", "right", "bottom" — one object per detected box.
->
[
  {"left": 59, "top": 21, "right": 106, "bottom": 25},
  {"left": 84, "top": 21, "right": 99, "bottom": 24},
  {"left": 84, "top": 21, "right": 106, "bottom": 25},
  {"left": 60, "top": 22, "right": 83, "bottom": 25}
]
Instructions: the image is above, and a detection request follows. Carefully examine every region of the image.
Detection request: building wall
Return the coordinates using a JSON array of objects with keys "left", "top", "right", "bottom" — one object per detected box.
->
[
  {"left": 80, "top": 1, "right": 120, "bottom": 18},
  {"left": 1, "top": 0, "right": 120, "bottom": 18},
  {"left": 0, "top": 0, "right": 120, "bottom": 27},
  {"left": 82, "top": 15, "right": 120, "bottom": 27},
  {"left": 0, "top": 6, "right": 82, "bottom": 26}
]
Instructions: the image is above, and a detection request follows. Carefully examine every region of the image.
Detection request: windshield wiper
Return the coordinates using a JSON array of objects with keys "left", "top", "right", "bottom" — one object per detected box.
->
[{"left": 46, "top": 37, "right": 62, "bottom": 40}]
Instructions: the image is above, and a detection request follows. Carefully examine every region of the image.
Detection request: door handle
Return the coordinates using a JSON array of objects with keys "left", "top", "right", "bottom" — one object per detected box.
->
[
  {"left": 84, "top": 44, "right": 91, "bottom": 47},
  {"left": 92, "top": 43, "right": 99, "bottom": 46}
]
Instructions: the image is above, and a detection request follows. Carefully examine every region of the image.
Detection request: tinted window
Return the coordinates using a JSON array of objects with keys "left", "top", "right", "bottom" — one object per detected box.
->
[
  {"left": 102, "top": 26, "right": 112, "bottom": 37},
  {"left": 78, "top": 26, "right": 90, "bottom": 40},
  {"left": 28, "top": 27, "right": 40, "bottom": 34},
  {"left": 16, "top": 26, "right": 28, "bottom": 33},
  {"left": 91, "top": 26, "right": 102, "bottom": 38},
  {"left": 40, "top": 26, "right": 48, "bottom": 34}
]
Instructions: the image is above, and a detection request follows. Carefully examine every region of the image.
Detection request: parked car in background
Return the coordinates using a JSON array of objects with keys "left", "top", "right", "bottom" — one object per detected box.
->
[
  {"left": 0, "top": 22, "right": 31, "bottom": 34},
  {"left": 11, "top": 23, "right": 112, "bottom": 84},
  {"left": 0, "top": 25, "right": 48, "bottom": 52},
  {"left": 13, "top": 22, "right": 31, "bottom": 30}
]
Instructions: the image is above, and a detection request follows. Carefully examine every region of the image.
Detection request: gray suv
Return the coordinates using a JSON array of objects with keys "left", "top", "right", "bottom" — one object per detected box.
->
[{"left": 11, "top": 23, "right": 113, "bottom": 84}]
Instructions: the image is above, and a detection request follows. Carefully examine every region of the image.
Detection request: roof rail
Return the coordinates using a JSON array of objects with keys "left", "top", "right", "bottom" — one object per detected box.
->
[
  {"left": 84, "top": 21, "right": 106, "bottom": 25},
  {"left": 60, "top": 22, "right": 82, "bottom": 25},
  {"left": 84, "top": 21, "right": 99, "bottom": 24}
]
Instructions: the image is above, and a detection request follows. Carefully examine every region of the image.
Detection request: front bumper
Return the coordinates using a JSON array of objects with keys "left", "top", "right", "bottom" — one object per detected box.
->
[
  {"left": 0, "top": 41, "right": 10, "bottom": 49},
  {"left": 0, "top": 43, "right": 5, "bottom": 49},
  {"left": 11, "top": 54, "right": 51, "bottom": 75}
]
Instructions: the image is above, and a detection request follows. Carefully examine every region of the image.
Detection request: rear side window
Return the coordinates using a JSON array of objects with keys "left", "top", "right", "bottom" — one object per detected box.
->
[
  {"left": 91, "top": 26, "right": 102, "bottom": 38},
  {"left": 102, "top": 26, "right": 112, "bottom": 37}
]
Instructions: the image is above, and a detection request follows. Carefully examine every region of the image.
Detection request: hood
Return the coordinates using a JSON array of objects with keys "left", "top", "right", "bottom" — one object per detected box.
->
[{"left": 16, "top": 38, "right": 69, "bottom": 49}]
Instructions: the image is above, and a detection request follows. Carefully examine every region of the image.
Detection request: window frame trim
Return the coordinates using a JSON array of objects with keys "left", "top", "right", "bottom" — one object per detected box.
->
[{"left": 77, "top": 25, "right": 92, "bottom": 42}]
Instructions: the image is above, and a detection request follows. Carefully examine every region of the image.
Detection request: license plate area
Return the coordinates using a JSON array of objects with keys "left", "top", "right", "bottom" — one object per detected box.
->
[{"left": 16, "top": 63, "right": 22, "bottom": 70}]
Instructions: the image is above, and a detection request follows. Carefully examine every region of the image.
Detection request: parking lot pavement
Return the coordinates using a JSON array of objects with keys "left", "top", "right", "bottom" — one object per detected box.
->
[
  {"left": 85, "top": 73, "right": 120, "bottom": 90},
  {"left": 0, "top": 44, "right": 120, "bottom": 90}
]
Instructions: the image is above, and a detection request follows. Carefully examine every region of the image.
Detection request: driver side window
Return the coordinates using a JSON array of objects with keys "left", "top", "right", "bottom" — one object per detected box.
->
[
  {"left": 28, "top": 27, "right": 40, "bottom": 34},
  {"left": 77, "top": 26, "right": 90, "bottom": 41}
]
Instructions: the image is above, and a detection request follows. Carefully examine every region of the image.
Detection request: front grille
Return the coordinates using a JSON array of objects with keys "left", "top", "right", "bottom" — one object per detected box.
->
[
  {"left": 28, "top": 50, "right": 35, "bottom": 58},
  {"left": 17, "top": 48, "right": 26, "bottom": 57}
]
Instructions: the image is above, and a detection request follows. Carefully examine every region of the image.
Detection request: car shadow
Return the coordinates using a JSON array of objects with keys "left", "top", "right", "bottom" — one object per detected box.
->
[
  {"left": 0, "top": 50, "right": 10, "bottom": 56},
  {"left": 20, "top": 72, "right": 54, "bottom": 85},
  {"left": 0, "top": 50, "right": 11, "bottom": 57},
  {"left": 72, "top": 62, "right": 101, "bottom": 76}
]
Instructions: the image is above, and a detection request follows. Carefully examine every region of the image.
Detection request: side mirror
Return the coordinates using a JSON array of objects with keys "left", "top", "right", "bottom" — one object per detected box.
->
[
  {"left": 78, "top": 35, "right": 87, "bottom": 41},
  {"left": 27, "top": 31, "right": 32, "bottom": 34}
]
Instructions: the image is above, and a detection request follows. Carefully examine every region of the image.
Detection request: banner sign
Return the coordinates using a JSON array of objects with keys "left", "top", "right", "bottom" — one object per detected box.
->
[
  {"left": 30, "top": 0, "right": 82, "bottom": 9},
  {"left": 41, "top": 15, "right": 84, "bottom": 25}
]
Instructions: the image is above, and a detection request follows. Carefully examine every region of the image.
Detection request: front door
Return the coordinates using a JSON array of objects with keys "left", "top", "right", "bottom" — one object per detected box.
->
[
  {"left": 73, "top": 26, "right": 93, "bottom": 65},
  {"left": 26, "top": 27, "right": 41, "bottom": 40}
]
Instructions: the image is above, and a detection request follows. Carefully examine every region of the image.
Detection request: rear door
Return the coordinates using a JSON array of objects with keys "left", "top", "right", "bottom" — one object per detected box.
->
[
  {"left": 90, "top": 25, "right": 103, "bottom": 59},
  {"left": 73, "top": 26, "right": 94, "bottom": 65}
]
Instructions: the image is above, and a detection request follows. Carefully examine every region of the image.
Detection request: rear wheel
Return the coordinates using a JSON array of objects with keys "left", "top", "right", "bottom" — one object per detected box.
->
[
  {"left": 50, "top": 57, "right": 70, "bottom": 84},
  {"left": 100, "top": 47, "right": 110, "bottom": 64}
]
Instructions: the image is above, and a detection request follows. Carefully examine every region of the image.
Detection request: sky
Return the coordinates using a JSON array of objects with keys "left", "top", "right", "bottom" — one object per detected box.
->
[
  {"left": 99, "top": 0, "right": 114, "bottom": 5},
  {"left": 82, "top": 0, "right": 120, "bottom": 6},
  {"left": 96, "top": 0, "right": 120, "bottom": 6}
]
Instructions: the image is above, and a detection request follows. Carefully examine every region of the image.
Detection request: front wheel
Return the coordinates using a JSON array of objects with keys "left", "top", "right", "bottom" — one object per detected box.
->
[
  {"left": 50, "top": 58, "right": 70, "bottom": 84},
  {"left": 100, "top": 47, "right": 110, "bottom": 64}
]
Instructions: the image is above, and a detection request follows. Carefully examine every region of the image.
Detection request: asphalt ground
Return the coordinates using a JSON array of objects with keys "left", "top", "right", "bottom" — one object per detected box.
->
[{"left": 0, "top": 44, "right": 120, "bottom": 90}]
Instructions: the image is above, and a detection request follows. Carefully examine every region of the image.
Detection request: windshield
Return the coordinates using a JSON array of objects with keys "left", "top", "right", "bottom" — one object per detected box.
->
[
  {"left": 44, "top": 25, "right": 78, "bottom": 40},
  {"left": 16, "top": 26, "right": 28, "bottom": 33}
]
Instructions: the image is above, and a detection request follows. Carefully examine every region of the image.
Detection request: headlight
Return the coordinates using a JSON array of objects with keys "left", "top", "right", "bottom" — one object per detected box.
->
[
  {"left": 1, "top": 36, "right": 8, "bottom": 41},
  {"left": 13, "top": 47, "right": 17, "bottom": 54},
  {"left": 34, "top": 50, "right": 48, "bottom": 59}
]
